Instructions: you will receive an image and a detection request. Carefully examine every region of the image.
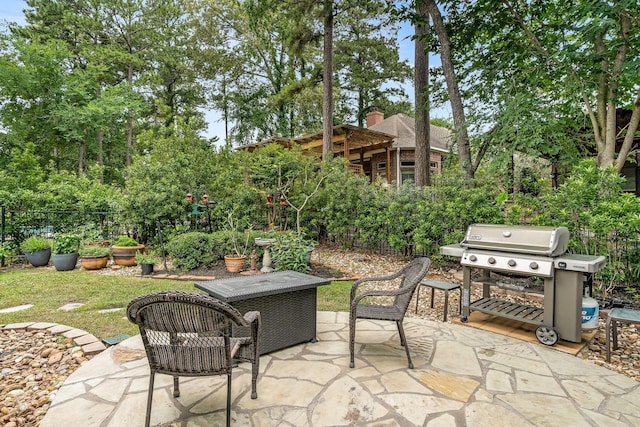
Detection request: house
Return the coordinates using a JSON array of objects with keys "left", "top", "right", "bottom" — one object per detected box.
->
[
  {"left": 361, "top": 111, "right": 450, "bottom": 185},
  {"left": 239, "top": 111, "right": 451, "bottom": 187}
]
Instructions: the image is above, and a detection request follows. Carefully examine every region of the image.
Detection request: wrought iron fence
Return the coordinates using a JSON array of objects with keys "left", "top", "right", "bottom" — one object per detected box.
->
[{"left": 0, "top": 205, "right": 123, "bottom": 266}]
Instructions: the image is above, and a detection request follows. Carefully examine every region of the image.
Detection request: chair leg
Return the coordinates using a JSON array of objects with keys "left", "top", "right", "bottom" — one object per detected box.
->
[
  {"left": 396, "top": 321, "right": 413, "bottom": 369},
  {"left": 226, "top": 372, "right": 232, "bottom": 427},
  {"left": 173, "top": 375, "right": 180, "bottom": 398},
  {"left": 251, "top": 353, "right": 259, "bottom": 399},
  {"left": 349, "top": 312, "right": 356, "bottom": 368},
  {"left": 145, "top": 372, "right": 155, "bottom": 427},
  {"left": 415, "top": 285, "right": 421, "bottom": 314}
]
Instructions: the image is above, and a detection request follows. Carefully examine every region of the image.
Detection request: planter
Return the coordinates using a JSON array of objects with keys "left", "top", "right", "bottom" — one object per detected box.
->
[
  {"left": 111, "top": 244, "right": 145, "bottom": 266},
  {"left": 52, "top": 253, "right": 79, "bottom": 271},
  {"left": 25, "top": 248, "right": 51, "bottom": 267},
  {"left": 80, "top": 255, "right": 109, "bottom": 270},
  {"left": 224, "top": 254, "right": 246, "bottom": 273},
  {"left": 140, "top": 263, "right": 154, "bottom": 276}
]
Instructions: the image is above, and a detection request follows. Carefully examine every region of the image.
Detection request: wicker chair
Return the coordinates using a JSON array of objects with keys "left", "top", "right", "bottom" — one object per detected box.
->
[
  {"left": 126, "top": 291, "right": 261, "bottom": 427},
  {"left": 349, "top": 257, "right": 431, "bottom": 369}
]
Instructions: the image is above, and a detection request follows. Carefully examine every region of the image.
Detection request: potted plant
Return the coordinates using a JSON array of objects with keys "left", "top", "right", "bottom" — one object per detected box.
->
[
  {"left": 136, "top": 250, "right": 159, "bottom": 276},
  {"left": 270, "top": 232, "right": 317, "bottom": 273},
  {"left": 223, "top": 214, "right": 252, "bottom": 273},
  {"left": 111, "top": 236, "right": 145, "bottom": 266},
  {"left": 79, "top": 245, "right": 111, "bottom": 270},
  {"left": 20, "top": 236, "right": 52, "bottom": 267},
  {"left": 52, "top": 234, "right": 81, "bottom": 271}
]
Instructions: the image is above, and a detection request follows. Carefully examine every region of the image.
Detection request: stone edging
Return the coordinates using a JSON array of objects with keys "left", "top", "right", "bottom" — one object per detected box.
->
[{"left": 0, "top": 322, "right": 107, "bottom": 356}]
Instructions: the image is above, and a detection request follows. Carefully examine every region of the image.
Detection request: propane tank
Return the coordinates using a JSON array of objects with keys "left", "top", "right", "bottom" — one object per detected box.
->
[{"left": 581, "top": 290, "right": 599, "bottom": 330}]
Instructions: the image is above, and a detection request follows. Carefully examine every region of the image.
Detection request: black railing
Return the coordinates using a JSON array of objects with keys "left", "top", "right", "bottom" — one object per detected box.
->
[{"left": 1, "top": 206, "right": 123, "bottom": 266}]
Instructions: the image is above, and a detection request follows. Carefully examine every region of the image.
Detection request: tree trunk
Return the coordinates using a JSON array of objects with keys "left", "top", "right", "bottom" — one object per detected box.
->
[
  {"left": 78, "top": 140, "right": 86, "bottom": 177},
  {"left": 426, "top": 0, "right": 474, "bottom": 179},
  {"left": 322, "top": 0, "right": 334, "bottom": 160},
  {"left": 126, "top": 61, "right": 134, "bottom": 166},
  {"left": 414, "top": 0, "right": 430, "bottom": 187}
]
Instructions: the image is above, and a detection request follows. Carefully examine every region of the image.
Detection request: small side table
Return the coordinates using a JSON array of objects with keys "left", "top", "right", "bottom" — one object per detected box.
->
[
  {"left": 605, "top": 307, "right": 640, "bottom": 362},
  {"left": 415, "top": 279, "right": 461, "bottom": 322}
]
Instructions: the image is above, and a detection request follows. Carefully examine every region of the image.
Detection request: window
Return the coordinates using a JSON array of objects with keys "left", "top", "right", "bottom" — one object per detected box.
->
[
  {"left": 401, "top": 170, "right": 415, "bottom": 184},
  {"left": 377, "top": 161, "right": 386, "bottom": 170},
  {"left": 401, "top": 161, "right": 415, "bottom": 167}
]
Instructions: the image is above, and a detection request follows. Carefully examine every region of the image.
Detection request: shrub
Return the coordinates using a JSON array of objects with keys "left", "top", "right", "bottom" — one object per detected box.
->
[
  {"left": 53, "top": 234, "right": 81, "bottom": 254},
  {"left": 20, "top": 236, "right": 51, "bottom": 253},
  {"left": 113, "top": 236, "right": 139, "bottom": 247},
  {"left": 166, "top": 232, "right": 219, "bottom": 271},
  {"left": 79, "top": 245, "right": 111, "bottom": 257}
]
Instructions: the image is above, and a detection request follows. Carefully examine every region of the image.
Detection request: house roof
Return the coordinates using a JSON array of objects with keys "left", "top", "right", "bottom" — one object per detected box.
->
[
  {"left": 238, "top": 124, "right": 395, "bottom": 155},
  {"left": 368, "top": 113, "right": 451, "bottom": 153}
]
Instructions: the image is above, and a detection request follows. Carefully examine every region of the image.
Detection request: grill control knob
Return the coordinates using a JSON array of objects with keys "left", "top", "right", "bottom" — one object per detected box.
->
[
  {"left": 530, "top": 262, "right": 539, "bottom": 270},
  {"left": 488, "top": 257, "right": 496, "bottom": 264},
  {"left": 469, "top": 255, "right": 477, "bottom": 262},
  {"left": 508, "top": 259, "right": 517, "bottom": 267}
]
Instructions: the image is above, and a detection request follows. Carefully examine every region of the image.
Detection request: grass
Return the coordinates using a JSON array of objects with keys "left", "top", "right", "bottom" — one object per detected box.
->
[{"left": 0, "top": 269, "right": 352, "bottom": 340}]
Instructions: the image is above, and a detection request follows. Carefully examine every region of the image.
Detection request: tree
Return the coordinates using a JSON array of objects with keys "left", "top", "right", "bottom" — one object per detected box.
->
[
  {"left": 439, "top": 0, "right": 640, "bottom": 174},
  {"left": 414, "top": 0, "right": 430, "bottom": 187}
]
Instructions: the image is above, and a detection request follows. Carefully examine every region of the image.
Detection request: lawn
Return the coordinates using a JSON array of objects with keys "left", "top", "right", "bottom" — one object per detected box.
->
[{"left": 0, "top": 269, "right": 352, "bottom": 339}]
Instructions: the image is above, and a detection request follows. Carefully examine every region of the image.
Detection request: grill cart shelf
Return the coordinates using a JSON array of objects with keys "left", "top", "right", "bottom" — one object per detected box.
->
[{"left": 442, "top": 224, "right": 606, "bottom": 346}]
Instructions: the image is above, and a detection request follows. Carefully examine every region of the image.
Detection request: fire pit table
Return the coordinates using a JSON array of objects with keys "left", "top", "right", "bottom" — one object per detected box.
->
[{"left": 195, "top": 271, "right": 330, "bottom": 354}]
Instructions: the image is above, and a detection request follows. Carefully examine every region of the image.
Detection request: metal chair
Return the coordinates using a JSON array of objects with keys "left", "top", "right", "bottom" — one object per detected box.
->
[
  {"left": 126, "top": 291, "right": 261, "bottom": 427},
  {"left": 349, "top": 257, "right": 431, "bottom": 369}
]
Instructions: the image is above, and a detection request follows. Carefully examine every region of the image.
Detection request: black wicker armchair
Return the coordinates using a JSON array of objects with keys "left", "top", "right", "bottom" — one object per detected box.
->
[
  {"left": 126, "top": 291, "right": 261, "bottom": 427},
  {"left": 349, "top": 257, "right": 431, "bottom": 369}
]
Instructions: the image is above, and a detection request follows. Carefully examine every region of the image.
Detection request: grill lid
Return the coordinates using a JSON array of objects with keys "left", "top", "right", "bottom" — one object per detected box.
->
[{"left": 460, "top": 224, "right": 569, "bottom": 257}]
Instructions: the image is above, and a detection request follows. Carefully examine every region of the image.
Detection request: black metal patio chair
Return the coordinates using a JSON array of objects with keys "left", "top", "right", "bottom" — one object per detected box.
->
[
  {"left": 126, "top": 291, "right": 261, "bottom": 427},
  {"left": 349, "top": 257, "right": 431, "bottom": 369}
]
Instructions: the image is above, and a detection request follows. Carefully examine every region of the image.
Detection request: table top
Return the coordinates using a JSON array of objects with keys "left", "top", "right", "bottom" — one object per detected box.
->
[{"left": 195, "top": 271, "right": 330, "bottom": 302}]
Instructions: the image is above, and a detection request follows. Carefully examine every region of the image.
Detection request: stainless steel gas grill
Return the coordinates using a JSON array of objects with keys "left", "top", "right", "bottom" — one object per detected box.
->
[{"left": 442, "top": 224, "right": 606, "bottom": 346}]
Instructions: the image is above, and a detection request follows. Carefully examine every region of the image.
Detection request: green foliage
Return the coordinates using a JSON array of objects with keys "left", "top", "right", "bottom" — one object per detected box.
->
[
  {"left": 135, "top": 250, "right": 160, "bottom": 265},
  {"left": 53, "top": 234, "right": 81, "bottom": 254},
  {"left": 113, "top": 236, "right": 139, "bottom": 247},
  {"left": 165, "top": 232, "right": 219, "bottom": 271},
  {"left": 79, "top": 245, "right": 111, "bottom": 257},
  {"left": 20, "top": 236, "right": 51, "bottom": 253},
  {"left": 270, "top": 232, "right": 316, "bottom": 273}
]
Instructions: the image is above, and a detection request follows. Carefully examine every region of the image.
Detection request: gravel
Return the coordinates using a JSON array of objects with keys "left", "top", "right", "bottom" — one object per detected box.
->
[{"left": 1, "top": 245, "right": 638, "bottom": 426}]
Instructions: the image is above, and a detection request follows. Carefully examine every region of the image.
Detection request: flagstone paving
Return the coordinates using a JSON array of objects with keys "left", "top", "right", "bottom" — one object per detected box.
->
[{"left": 39, "top": 311, "right": 640, "bottom": 426}]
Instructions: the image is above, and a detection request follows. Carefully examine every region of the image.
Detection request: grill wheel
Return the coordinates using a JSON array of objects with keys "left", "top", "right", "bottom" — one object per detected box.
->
[{"left": 535, "top": 325, "right": 559, "bottom": 346}]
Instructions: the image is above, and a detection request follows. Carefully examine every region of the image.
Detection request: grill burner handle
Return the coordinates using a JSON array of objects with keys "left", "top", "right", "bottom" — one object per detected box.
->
[
  {"left": 508, "top": 259, "right": 516, "bottom": 267},
  {"left": 469, "top": 255, "right": 477, "bottom": 262},
  {"left": 530, "top": 262, "right": 539, "bottom": 270},
  {"left": 488, "top": 257, "right": 496, "bottom": 264}
]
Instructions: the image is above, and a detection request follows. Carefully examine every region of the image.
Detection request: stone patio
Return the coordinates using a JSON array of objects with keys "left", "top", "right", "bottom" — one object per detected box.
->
[{"left": 40, "top": 311, "right": 640, "bottom": 426}]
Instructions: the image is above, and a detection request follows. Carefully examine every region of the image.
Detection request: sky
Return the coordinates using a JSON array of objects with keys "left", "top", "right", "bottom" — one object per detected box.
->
[{"left": 0, "top": 0, "right": 448, "bottom": 144}]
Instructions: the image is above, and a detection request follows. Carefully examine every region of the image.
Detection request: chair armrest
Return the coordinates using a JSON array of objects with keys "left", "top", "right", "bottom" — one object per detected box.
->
[{"left": 350, "top": 271, "right": 405, "bottom": 301}]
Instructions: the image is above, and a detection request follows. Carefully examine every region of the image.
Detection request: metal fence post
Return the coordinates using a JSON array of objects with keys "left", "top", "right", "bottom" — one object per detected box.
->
[{"left": 1, "top": 205, "right": 5, "bottom": 267}]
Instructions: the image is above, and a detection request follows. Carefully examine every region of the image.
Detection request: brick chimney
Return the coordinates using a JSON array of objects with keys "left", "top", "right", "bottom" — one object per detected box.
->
[{"left": 366, "top": 110, "right": 384, "bottom": 128}]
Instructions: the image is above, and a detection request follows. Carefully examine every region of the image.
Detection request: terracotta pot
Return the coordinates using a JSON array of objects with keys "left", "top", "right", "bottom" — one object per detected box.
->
[
  {"left": 111, "top": 244, "right": 145, "bottom": 266},
  {"left": 80, "top": 255, "right": 109, "bottom": 270},
  {"left": 224, "top": 255, "right": 246, "bottom": 273}
]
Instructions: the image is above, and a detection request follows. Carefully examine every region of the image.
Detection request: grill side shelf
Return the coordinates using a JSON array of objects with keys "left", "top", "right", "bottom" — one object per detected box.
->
[{"left": 470, "top": 298, "right": 545, "bottom": 325}]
